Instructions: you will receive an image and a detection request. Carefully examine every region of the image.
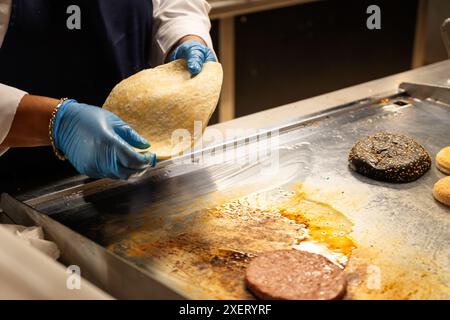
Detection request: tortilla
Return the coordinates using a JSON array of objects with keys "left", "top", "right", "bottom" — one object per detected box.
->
[{"left": 103, "top": 60, "right": 223, "bottom": 159}]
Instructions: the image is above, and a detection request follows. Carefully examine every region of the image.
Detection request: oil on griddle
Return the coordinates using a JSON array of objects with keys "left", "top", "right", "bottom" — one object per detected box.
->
[{"left": 107, "top": 186, "right": 355, "bottom": 299}]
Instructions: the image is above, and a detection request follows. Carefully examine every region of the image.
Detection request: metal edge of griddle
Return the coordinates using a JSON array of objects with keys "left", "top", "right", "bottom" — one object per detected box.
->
[
  {"left": 0, "top": 193, "right": 188, "bottom": 300},
  {"left": 23, "top": 88, "right": 404, "bottom": 209},
  {"left": 400, "top": 82, "right": 450, "bottom": 106}
]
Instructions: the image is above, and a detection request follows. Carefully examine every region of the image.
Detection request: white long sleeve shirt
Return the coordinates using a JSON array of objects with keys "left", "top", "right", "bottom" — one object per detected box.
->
[{"left": 0, "top": 0, "right": 213, "bottom": 156}]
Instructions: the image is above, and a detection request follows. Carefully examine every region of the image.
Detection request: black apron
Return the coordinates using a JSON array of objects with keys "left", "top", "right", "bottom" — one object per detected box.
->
[{"left": 0, "top": 0, "right": 153, "bottom": 194}]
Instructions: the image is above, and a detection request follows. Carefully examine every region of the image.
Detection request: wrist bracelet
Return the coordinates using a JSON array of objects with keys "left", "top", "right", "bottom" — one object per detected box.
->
[{"left": 49, "top": 98, "right": 69, "bottom": 161}]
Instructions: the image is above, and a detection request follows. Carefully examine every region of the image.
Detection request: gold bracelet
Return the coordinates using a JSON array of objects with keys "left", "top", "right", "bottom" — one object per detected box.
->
[{"left": 49, "top": 98, "right": 69, "bottom": 161}]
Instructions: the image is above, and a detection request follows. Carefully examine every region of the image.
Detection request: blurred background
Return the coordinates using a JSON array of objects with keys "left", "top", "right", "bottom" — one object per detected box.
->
[{"left": 207, "top": 0, "right": 450, "bottom": 123}]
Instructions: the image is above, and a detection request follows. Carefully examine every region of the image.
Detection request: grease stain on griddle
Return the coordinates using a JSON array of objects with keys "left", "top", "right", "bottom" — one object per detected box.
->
[
  {"left": 105, "top": 182, "right": 449, "bottom": 299},
  {"left": 107, "top": 185, "right": 356, "bottom": 299},
  {"left": 277, "top": 187, "right": 356, "bottom": 259},
  {"left": 345, "top": 244, "right": 450, "bottom": 300}
]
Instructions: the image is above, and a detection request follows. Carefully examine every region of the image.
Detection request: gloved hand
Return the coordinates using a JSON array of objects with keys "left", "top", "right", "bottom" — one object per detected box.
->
[
  {"left": 52, "top": 99, "right": 156, "bottom": 180},
  {"left": 170, "top": 39, "right": 217, "bottom": 76}
]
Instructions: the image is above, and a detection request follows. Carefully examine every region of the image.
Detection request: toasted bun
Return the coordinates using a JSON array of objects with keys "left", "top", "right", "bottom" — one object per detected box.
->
[
  {"left": 436, "top": 147, "right": 450, "bottom": 175},
  {"left": 433, "top": 176, "right": 450, "bottom": 206},
  {"left": 436, "top": 162, "right": 450, "bottom": 175}
]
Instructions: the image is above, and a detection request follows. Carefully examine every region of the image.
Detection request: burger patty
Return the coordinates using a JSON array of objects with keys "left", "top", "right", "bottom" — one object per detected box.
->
[
  {"left": 348, "top": 132, "right": 431, "bottom": 183},
  {"left": 245, "top": 250, "right": 347, "bottom": 300}
]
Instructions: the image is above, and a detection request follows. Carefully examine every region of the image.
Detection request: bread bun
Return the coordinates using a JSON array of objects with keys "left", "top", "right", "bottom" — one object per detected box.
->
[
  {"left": 433, "top": 176, "right": 450, "bottom": 206},
  {"left": 436, "top": 147, "right": 450, "bottom": 175}
]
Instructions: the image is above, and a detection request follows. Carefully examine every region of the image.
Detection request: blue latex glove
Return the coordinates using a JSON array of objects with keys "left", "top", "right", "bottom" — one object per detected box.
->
[
  {"left": 53, "top": 99, "right": 157, "bottom": 180},
  {"left": 169, "top": 39, "right": 217, "bottom": 76}
]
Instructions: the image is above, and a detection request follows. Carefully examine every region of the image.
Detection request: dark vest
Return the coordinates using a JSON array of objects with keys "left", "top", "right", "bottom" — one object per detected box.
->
[{"left": 0, "top": 0, "right": 153, "bottom": 194}]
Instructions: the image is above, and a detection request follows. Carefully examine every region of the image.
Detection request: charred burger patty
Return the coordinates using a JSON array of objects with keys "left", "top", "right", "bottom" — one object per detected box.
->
[{"left": 349, "top": 132, "right": 431, "bottom": 183}]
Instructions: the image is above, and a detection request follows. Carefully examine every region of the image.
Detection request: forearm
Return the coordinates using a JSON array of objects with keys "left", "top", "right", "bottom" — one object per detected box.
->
[
  {"left": 0, "top": 95, "right": 59, "bottom": 148},
  {"left": 151, "top": 0, "right": 213, "bottom": 66}
]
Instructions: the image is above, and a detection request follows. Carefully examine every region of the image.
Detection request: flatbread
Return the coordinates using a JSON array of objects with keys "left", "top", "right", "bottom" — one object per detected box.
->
[{"left": 103, "top": 60, "right": 223, "bottom": 159}]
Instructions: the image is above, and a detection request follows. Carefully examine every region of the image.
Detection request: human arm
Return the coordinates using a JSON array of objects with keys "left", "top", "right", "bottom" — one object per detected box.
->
[
  {"left": 151, "top": 0, "right": 217, "bottom": 75},
  {"left": 0, "top": 94, "right": 156, "bottom": 180}
]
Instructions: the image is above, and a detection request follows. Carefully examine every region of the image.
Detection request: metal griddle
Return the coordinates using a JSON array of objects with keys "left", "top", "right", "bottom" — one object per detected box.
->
[{"left": 2, "top": 81, "right": 450, "bottom": 299}]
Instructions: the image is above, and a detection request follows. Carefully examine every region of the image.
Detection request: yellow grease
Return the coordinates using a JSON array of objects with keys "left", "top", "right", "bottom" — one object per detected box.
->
[{"left": 278, "top": 187, "right": 356, "bottom": 257}]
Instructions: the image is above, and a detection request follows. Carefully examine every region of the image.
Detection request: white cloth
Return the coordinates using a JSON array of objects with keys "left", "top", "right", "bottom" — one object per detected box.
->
[
  {"left": 0, "top": 0, "right": 213, "bottom": 154},
  {"left": 1, "top": 224, "right": 61, "bottom": 260},
  {"left": 0, "top": 225, "right": 112, "bottom": 299}
]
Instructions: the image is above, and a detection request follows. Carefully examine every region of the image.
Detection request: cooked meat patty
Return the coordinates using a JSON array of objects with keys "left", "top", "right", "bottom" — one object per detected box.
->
[
  {"left": 245, "top": 250, "right": 347, "bottom": 300},
  {"left": 348, "top": 132, "right": 431, "bottom": 183}
]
